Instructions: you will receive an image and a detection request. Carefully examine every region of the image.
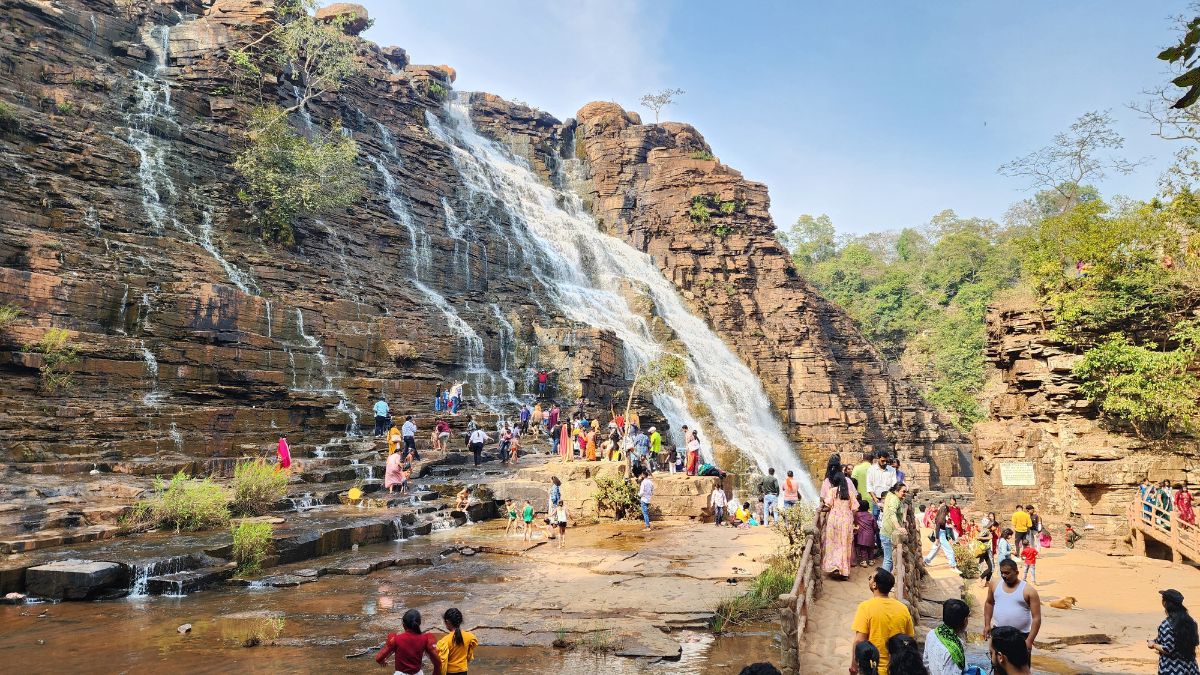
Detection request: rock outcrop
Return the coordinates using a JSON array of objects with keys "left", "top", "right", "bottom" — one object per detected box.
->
[
  {"left": 562, "top": 102, "right": 971, "bottom": 487},
  {"left": 972, "top": 302, "right": 1200, "bottom": 550}
]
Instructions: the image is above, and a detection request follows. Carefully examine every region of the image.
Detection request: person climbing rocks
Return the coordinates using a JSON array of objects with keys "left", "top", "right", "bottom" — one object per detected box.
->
[
  {"left": 535, "top": 368, "right": 555, "bottom": 396},
  {"left": 401, "top": 415, "right": 418, "bottom": 460},
  {"left": 518, "top": 404, "right": 530, "bottom": 434},
  {"left": 437, "top": 607, "right": 477, "bottom": 675},
  {"left": 468, "top": 426, "right": 489, "bottom": 467},
  {"left": 384, "top": 451, "right": 408, "bottom": 495},
  {"left": 388, "top": 422, "right": 403, "bottom": 456},
  {"left": 450, "top": 382, "right": 464, "bottom": 415},
  {"left": 456, "top": 486, "right": 472, "bottom": 511},
  {"left": 376, "top": 608, "right": 442, "bottom": 675},
  {"left": 432, "top": 418, "right": 450, "bottom": 453},
  {"left": 373, "top": 397, "right": 391, "bottom": 437}
]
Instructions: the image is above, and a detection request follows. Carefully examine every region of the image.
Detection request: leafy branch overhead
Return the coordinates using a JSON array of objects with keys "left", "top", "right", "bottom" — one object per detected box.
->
[{"left": 1159, "top": 16, "right": 1200, "bottom": 109}]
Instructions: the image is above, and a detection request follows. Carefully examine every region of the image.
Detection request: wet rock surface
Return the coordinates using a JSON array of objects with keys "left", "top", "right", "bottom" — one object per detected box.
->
[{"left": 25, "top": 559, "right": 126, "bottom": 600}]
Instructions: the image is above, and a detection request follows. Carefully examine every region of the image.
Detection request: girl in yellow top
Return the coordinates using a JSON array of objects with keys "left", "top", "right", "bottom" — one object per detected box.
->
[
  {"left": 437, "top": 607, "right": 477, "bottom": 674},
  {"left": 387, "top": 424, "right": 402, "bottom": 456}
]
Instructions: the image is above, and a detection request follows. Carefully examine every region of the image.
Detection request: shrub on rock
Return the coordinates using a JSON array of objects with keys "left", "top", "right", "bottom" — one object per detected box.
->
[
  {"left": 232, "top": 459, "right": 290, "bottom": 515},
  {"left": 126, "top": 472, "right": 231, "bottom": 532},
  {"left": 232, "top": 521, "right": 274, "bottom": 574}
]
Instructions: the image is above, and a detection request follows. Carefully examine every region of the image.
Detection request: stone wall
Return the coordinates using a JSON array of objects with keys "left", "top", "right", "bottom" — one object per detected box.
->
[{"left": 972, "top": 302, "right": 1200, "bottom": 550}]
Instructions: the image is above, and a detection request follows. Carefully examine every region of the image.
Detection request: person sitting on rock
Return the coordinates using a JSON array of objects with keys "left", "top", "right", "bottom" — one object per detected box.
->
[{"left": 456, "top": 486, "right": 472, "bottom": 511}]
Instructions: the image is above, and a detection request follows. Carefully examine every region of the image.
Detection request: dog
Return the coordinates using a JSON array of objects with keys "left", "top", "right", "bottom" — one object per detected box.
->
[{"left": 1048, "top": 596, "right": 1078, "bottom": 610}]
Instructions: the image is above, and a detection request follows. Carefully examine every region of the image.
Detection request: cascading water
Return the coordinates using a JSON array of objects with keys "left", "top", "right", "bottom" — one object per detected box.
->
[
  {"left": 125, "top": 25, "right": 256, "bottom": 294},
  {"left": 293, "top": 308, "right": 361, "bottom": 436},
  {"left": 427, "top": 95, "right": 817, "bottom": 498}
]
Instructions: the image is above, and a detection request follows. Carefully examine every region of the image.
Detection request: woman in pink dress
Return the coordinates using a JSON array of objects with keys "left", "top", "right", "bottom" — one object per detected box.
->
[
  {"left": 276, "top": 435, "right": 291, "bottom": 470},
  {"left": 821, "top": 453, "right": 859, "bottom": 579},
  {"left": 1174, "top": 483, "right": 1195, "bottom": 525},
  {"left": 384, "top": 451, "right": 407, "bottom": 494}
]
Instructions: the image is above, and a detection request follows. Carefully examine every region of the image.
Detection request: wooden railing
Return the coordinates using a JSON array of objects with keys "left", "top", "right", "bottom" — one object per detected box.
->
[
  {"left": 778, "top": 501, "right": 923, "bottom": 675},
  {"left": 1128, "top": 493, "right": 1199, "bottom": 565},
  {"left": 778, "top": 509, "right": 825, "bottom": 675}
]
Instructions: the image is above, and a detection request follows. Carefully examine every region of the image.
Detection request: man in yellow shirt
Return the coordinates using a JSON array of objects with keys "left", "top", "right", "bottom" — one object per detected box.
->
[
  {"left": 1011, "top": 504, "right": 1033, "bottom": 550},
  {"left": 850, "top": 568, "right": 914, "bottom": 674}
]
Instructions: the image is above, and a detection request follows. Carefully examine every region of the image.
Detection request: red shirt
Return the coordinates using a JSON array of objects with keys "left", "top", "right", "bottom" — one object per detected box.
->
[
  {"left": 375, "top": 631, "right": 441, "bottom": 675},
  {"left": 1020, "top": 546, "right": 1037, "bottom": 565}
]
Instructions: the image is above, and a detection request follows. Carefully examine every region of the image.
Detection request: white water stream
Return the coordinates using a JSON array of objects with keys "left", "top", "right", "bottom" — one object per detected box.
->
[{"left": 425, "top": 95, "right": 816, "bottom": 497}]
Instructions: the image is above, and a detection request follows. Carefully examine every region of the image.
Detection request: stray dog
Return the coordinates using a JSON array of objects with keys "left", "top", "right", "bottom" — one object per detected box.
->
[{"left": 1048, "top": 596, "right": 1078, "bottom": 610}]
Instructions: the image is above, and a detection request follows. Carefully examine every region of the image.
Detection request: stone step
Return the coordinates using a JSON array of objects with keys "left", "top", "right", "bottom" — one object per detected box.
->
[
  {"left": 298, "top": 465, "right": 361, "bottom": 483},
  {"left": 146, "top": 563, "right": 236, "bottom": 596},
  {"left": 0, "top": 524, "right": 120, "bottom": 554}
]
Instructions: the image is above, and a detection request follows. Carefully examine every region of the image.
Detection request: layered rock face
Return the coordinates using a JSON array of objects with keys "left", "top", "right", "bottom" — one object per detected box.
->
[
  {"left": 561, "top": 102, "right": 970, "bottom": 488},
  {"left": 972, "top": 303, "right": 1199, "bottom": 550},
  {"left": 0, "top": 0, "right": 622, "bottom": 467},
  {"left": 0, "top": 0, "right": 968, "bottom": 492}
]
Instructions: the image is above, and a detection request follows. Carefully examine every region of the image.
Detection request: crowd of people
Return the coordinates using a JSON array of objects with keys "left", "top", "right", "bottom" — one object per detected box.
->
[{"left": 1140, "top": 479, "right": 1197, "bottom": 528}]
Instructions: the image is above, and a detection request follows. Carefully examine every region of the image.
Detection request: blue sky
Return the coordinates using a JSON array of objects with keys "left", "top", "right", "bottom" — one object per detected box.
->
[{"left": 360, "top": 1, "right": 1190, "bottom": 236}]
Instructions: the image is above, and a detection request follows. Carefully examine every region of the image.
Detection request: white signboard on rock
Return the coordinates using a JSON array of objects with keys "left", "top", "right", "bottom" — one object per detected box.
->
[{"left": 999, "top": 461, "right": 1036, "bottom": 487}]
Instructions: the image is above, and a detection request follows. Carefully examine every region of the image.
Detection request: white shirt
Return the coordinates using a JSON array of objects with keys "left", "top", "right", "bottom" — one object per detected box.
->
[
  {"left": 710, "top": 489, "right": 727, "bottom": 508},
  {"left": 639, "top": 477, "right": 654, "bottom": 503},
  {"left": 401, "top": 420, "right": 416, "bottom": 438},
  {"left": 866, "top": 464, "right": 897, "bottom": 499},
  {"left": 468, "top": 429, "right": 488, "bottom": 444},
  {"left": 922, "top": 627, "right": 964, "bottom": 675}
]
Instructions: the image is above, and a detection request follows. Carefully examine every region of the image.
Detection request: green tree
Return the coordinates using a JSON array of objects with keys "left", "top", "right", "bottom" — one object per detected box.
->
[
  {"left": 777, "top": 214, "right": 837, "bottom": 266},
  {"left": 234, "top": 106, "right": 364, "bottom": 245}
]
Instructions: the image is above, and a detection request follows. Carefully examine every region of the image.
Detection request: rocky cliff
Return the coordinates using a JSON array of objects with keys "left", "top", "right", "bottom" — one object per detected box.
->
[
  {"left": 972, "top": 302, "right": 1200, "bottom": 550},
  {"left": 0, "top": 0, "right": 967, "bottom": 490}
]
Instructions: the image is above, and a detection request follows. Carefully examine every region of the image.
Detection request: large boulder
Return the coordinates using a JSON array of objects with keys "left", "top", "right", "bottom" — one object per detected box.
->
[
  {"left": 315, "top": 3, "right": 370, "bottom": 36},
  {"left": 25, "top": 560, "right": 126, "bottom": 600}
]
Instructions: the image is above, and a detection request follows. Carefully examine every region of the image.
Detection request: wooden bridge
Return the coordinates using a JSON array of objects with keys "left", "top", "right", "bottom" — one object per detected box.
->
[{"left": 1129, "top": 493, "right": 1200, "bottom": 565}]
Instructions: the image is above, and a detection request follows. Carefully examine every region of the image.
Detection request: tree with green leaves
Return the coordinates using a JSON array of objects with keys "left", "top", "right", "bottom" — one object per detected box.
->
[
  {"left": 233, "top": 107, "right": 363, "bottom": 245},
  {"left": 1157, "top": 14, "right": 1200, "bottom": 109},
  {"left": 622, "top": 354, "right": 686, "bottom": 440}
]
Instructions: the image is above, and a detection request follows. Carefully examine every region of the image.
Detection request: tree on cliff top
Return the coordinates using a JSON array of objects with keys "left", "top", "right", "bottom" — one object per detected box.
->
[
  {"left": 640, "top": 88, "right": 685, "bottom": 123},
  {"left": 998, "top": 111, "right": 1143, "bottom": 214}
]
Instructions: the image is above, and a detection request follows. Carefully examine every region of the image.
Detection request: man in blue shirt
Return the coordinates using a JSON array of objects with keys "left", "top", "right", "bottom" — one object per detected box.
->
[
  {"left": 401, "top": 415, "right": 418, "bottom": 460},
  {"left": 373, "top": 398, "right": 390, "bottom": 437},
  {"left": 519, "top": 404, "right": 531, "bottom": 433}
]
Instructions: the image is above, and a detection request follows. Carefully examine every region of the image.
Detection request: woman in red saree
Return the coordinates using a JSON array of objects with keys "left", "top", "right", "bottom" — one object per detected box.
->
[{"left": 1175, "top": 483, "right": 1195, "bottom": 525}]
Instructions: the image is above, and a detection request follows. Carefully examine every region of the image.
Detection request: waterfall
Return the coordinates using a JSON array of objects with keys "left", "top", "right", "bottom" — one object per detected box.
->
[
  {"left": 126, "top": 25, "right": 256, "bottom": 293},
  {"left": 293, "top": 308, "right": 361, "bottom": 436},
  {"left": 427, "top": 95, "right": 817, "bottom": 498}
]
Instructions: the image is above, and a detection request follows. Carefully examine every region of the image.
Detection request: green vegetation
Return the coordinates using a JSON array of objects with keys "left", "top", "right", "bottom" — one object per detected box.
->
[
  {"left": 127, "top": 472, "right": 231, "bottom": 532},
  {"left": 231, "top": 520, "right": 274, "bottom": 574},
  {"left": 25, "top": 328, "right": 79, "bottom": 392},
  {"left": 783, "top": 210, "right": 1020, "bottom": 428},
  {"left": 0, "top": 101, "right": 17, "bottom": 132},
  {"left": 689, "top": 194, "right": 744, "bottom": 234},
  {"left": 689, "top": 150, "right": 714, "bottom": 161},
  {"left": 773, "top": 503, "right": 816, "bottom": 562},
  {"left": 1157, "top": 13, "right": 1200, "bottom": 109},
  {"left": 951, "top": 542, "right": 980, "bottom": 579},
  {"left": 233, "top": 106, "right": 364, "bottom": 245},
  {"left": 593, "top": 475, "right": 639, "bottom": 519},
  {"left": 428, "top": 80, "right": 447, "bottom": 100},
  {"left": 711, "top": 555, "right": 798, "bottom": 632},
  {"left": 0, "top": 304, "right": 20, "bottom": 329},
  {"left": 231, "top": 459, "right": 290, "bottom": 515},
  {"left": 54, "top": 101, "right": 75, "bottom": 115}
]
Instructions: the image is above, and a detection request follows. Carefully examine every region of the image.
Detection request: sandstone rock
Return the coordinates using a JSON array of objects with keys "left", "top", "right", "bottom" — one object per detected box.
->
[
  {"left": 177, "top": 623, "right": 192, "bottom": 633},
  {"left": 25, "top": 559, "right": 124, "bottom": 600},
  {"left": 314, "top": 3, "right": 370, "bottom": 35}
]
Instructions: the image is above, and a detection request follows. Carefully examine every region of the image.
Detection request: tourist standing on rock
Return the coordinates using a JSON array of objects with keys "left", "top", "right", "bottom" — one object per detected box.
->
[
  {"left": 634, "top": 428, "right": 650, "bottom": 466},
  {"left": 923, "top": 503, "right": 958, "bottom": 570},
  {"left": 373, "top": 398, "right": 391, "bottom": 437},
  {"left": 781, "top": 470, "right": 801, "bottom": 510},
  {"left": 988, "top": 626, "right": 1031, "bottom": 675},
  {"left": 468, "top": 426, "right": 489, "bottom": 467},
  {"left": 648, "top": 426, "right": 663, "bottom": 469},
  {"left": 522, "top": 499, "right": 534, "bottom": 541},
  {"left": 375, "top": 608, "right": 442, "bottom": 675},
  {"left": 276, "top": 434, "right": 291, "bottom": 470},
  {"left": 822, "top": 454, "right": 860, "bottom": 579},
  {"left": 867, "top": 451, "right": 897, "bottom": 518},
  {"left": 450, "top": 382, "right": 464, "bottom": 415},
  {"left": 984, "top": 559, "right": 1041, "bottom": 655},
  {"left": 639, "top": 470, "right": 655, "bottom": 531},
  {"left": 548, "top": 475, "right": 561, "bottom": 515},
  {"left": 879, "top": 483, "right": 908, "bottom": 573},
  {"left": 760, "top": 468, "right": 780, "bottom": 525},
  {"left": 499, "top": 422, "right": 513, "bottom": 464},
  {"left": 388, "top": 422, "right": 403, "bottom": 456},
  {"left": 1149, "top": 588, "right": 1199, "bottom": 675},
  {"left": 518, "top": 404, "right": 530, "bottom": 434},
  {"left": 401, "top": 415, "right": 418, "bottom": 459},
  {"left": 923, "top": 599, "right": 970, "bottom": 675},
  {"left": 850, "top": 568, "right": 915, "bottom": 674},
  {"left": 437, "top": 607, "right": 477, "bottom": 675},
  {"left": 710, "top": 481, "right": 728, "bottom": 526},
  {"left": 552, "top": 500, "right": 569, "bottom": 549},
  {"left": 558, "top": 420, "right": 570, "bottom": 461},
  {"left": 531, "top": 403, "right": 543, "bottom": 439}
]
